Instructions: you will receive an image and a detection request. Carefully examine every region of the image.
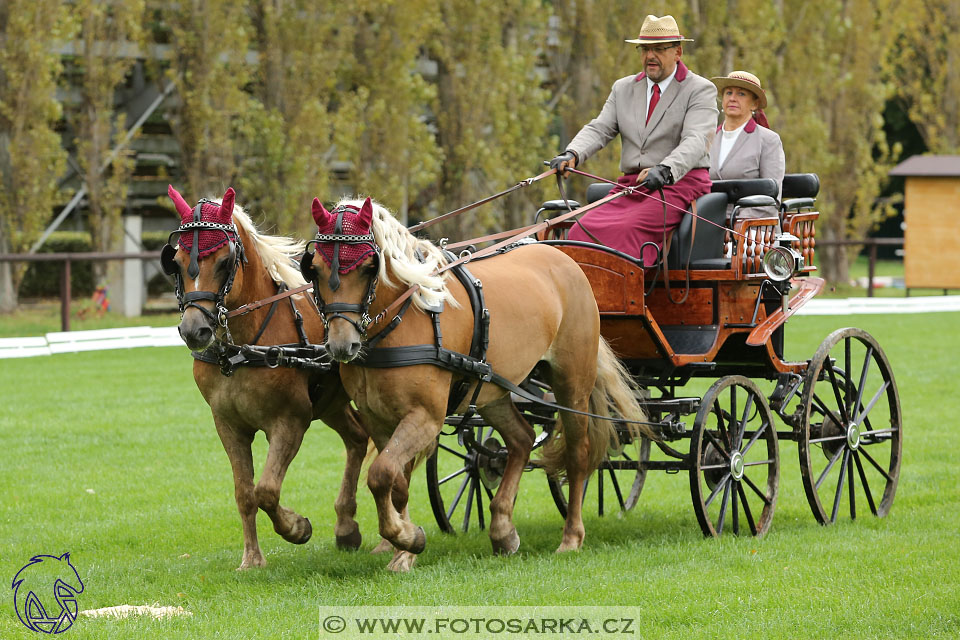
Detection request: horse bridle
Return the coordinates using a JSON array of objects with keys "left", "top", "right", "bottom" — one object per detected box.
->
[
  {"left": 161, "top": 198, "right": 246, "bottom": 329},
  {"left": 300, "top": 205, "right": 380, "bottom": 337}
]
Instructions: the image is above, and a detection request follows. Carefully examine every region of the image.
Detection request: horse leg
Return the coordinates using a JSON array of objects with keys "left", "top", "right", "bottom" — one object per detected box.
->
[
  {"left": 547, "top": 358, "right": 596, "bottom": 553},
  {"left": 213, "top": 417, "right": 264, "bottom": 569},
  {"left": 255, "top": 421, "right": 313, "bottom": 545},
  {"left": 479, "top": 397, "right": 535, "bottom": 556},
  {"left": 367, "top": 407, "right": 437, "bottom": 571},
  {"left": 556, "top": 411, "right": 592, "bottom": 552},
  {"left": 321, "top": 404, "right": 369, "bottom": 550},
  {"left": 384, "top": 465, "right": 420, "bottom": 572}
]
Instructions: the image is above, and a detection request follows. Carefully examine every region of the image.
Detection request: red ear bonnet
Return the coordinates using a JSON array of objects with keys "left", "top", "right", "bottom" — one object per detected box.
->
[
  {"left": 312, "top": 197, "right": 333, "bottom": 227},
  {"left": 167, "top": 185, "right": 238, "bottom": 258},
  {"left": 311, "top": 198, "right": 378, "bottom": 274}
]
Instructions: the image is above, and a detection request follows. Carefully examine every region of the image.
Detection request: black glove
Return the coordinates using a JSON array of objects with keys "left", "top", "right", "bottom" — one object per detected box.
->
[
  {"left": 639, "top": 164, "right": 673, "bottom": 191},
  {"left": 549, "top": 151, "right": 577, "bottom": 176}
]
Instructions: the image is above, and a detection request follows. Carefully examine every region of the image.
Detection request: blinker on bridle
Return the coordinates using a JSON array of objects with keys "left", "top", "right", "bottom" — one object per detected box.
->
[
  {"left": 301, "top": 205, "right": 380, "bottom": 337},
  {"left": 161, "top": 198, "right": 246, "bottom": 330}
]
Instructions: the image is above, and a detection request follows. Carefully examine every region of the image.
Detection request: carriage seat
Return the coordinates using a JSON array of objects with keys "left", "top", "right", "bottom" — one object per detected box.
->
[
  {"left": 583, "top": 183, "right": 729, "bottom": 270},
  {"left": 538, "top": 199, "right": 582, "bottom": 215},
  {"left": 710, "top": 178, "right": 779, "bottom": 203},
  {"left": 780, "top": 173, "right": 820, "bottom": 213}
]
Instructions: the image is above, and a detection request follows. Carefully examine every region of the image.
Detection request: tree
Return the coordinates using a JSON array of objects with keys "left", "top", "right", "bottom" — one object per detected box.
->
[
  {"left": 892, "top": 0, "right": 960, "bottom": 153},
  {"left": 424, "top": 0, "right": 552, "bottom": 237},
  {"left": 69, "top": 0, "right": 145, "bottom": 283},
  {"left": 162, "top": 0, "right": 255, "bottom": 199},
  {"left": 0, "top": 0, "right": 75, "bottom": 312},
  {"left": 544, "top": 0, "right": 637, "bottom": 205},
  {"left": 338, "top": 0, "right": 444, "bottom": 226},
  {"left": 239, "top": 0, "right": 353, "bottom": 235},
  {"left": 768, "top": 0, "right": 900, "bottom": 284}
]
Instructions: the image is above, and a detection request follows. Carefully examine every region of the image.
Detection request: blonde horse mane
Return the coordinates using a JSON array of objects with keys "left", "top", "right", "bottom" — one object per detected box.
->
[
  {"left": 218, "top": 199, "right": 307, "bottom": 288},
  {"left": 336, "top": 197, "right": 456, "bottom": 310}
]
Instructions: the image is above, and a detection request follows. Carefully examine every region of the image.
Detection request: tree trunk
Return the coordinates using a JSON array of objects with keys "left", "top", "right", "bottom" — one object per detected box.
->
[{"left": 0, "top": 233, "right": 16, "bottom": 312}]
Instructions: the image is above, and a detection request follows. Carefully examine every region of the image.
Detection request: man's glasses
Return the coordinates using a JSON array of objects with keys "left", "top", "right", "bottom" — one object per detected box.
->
[{"left": 638, "top": 44, "right": 678, "bottom": 54}]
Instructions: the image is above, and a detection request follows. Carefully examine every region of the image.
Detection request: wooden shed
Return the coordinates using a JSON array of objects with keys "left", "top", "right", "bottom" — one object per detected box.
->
[{"left": 889, "top": 155, "right": 960, "bottom": 291}]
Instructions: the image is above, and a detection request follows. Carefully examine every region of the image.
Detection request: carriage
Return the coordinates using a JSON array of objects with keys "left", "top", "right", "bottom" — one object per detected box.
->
[
  {"left": 162, "top": 169, "right": 902, "bottom": 572},
  {"left": 424, "top": 173, "right": 902, "bottom": 539}
]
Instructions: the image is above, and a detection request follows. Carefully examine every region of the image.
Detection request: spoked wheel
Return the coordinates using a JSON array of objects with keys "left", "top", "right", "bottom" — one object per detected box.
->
[
  {"left": 548, "top": 434, "right": 651, "bottom": 519},
  {"left": 425, "top": 423, "right": 504, "bottom": 534},
  {"left": 799, "top": 328, "right": 902, "bottom": 524},
  {"left": 690, "top": 375, "right": 779, "bottom": 537}
]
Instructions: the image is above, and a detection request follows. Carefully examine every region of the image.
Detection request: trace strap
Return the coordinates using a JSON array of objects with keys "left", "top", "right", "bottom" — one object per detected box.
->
[
  {"left": 367, "top": 180, "right": 629, "bottom": 327},
  {"left": 225, "top": 283, "right": 313, "bottom": 319},
  {"left": 407, "top": 168, "right": 555, "bottom": 234},
  {"left": 567, "top": 167, "right": 749, "bottom": 241}
]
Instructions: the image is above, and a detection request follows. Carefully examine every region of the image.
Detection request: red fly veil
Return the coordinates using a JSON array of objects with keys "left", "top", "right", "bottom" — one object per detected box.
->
[
  {"left": 168, "top": 185, "right": 238, "bottom": 259},
  {"left": 311, "top": 197, "right": 378, "bottom": 274}
]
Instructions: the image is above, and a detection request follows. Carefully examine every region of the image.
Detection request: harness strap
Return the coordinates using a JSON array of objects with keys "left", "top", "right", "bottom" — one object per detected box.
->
[
  {"left": 192, "top": 342, "right": 332, "bottom": 376},
  {"left": 357, "top": 344, "right": 659, "bottom": 428},
  {"left": 250, "top": 283, "right": 285, "bottom": 345},
  {"left": 408, "top": 168, "right": 555, "bottom": 234},
  {"left": 364, "top": 294, "right": 416, "bottom": 350},
  {"left": 226, "top": 283, "right": 312, "bottom": 318}
]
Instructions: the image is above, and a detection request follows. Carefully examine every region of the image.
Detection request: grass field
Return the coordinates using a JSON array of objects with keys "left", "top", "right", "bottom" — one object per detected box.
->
[{"left": 2, "top": 312, "right": 959, "bottom": 639}]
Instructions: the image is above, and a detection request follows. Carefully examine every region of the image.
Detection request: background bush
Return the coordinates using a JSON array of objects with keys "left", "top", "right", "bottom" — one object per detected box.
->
[{"left": 18, "top": 232, "right": 95, "bottom": 298}]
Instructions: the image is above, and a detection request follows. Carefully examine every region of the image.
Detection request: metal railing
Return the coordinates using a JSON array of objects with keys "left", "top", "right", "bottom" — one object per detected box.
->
[
  {"left": 0, "top": 251, "right": 162, "bottom": 331},
  {"left": 814, "top": 238, "right": 904, "bottom": 297}
]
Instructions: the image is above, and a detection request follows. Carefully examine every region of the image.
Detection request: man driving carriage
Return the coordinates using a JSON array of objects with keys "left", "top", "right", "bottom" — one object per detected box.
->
[{"left": 550, "top": 14, "right": 717, "bottom": 266}]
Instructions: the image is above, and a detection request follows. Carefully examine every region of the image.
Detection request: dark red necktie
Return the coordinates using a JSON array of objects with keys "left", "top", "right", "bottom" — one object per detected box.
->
[{"left": 646, "top": 84, "right": 660, "bottom": 124}]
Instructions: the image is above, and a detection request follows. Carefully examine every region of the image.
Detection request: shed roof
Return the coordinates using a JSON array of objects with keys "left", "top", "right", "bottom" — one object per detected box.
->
[{"left": 889, "top": 155, "right": 960, "bottom": 177}]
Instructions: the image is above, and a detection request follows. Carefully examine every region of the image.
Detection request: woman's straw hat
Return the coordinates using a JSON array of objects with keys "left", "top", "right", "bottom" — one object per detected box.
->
[
  {"left": 711, "top": 71, "right": 768, "bottom": 108},
  {"left": 625, "top": 15, "right": 694, "bottom": 45}
]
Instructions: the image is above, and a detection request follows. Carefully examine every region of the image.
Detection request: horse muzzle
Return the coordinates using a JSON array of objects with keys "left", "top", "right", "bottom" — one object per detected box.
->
[
  {"left": 325, "top": 336, "right": 362, "bottom": 363},
  {"left": 178, "top": 309, "right": 216, "bottom": 351}
]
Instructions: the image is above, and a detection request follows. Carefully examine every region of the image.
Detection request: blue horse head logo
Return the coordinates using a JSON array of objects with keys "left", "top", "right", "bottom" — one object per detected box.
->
[{"left": 12, "top": 553, "right": 84, "bottom": 634}]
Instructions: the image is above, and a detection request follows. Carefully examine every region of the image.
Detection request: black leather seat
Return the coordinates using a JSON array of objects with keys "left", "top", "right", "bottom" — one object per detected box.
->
[
  {"left": 780, "top": 173, "right": 820, "bottom": 212},
  {"left": 667, "top": 192, "right": 729, "bottom": 269},
  {"left": 710, "top": 178, "right": 779, "bottom": 202},
  {"left": 583, "top": 183, "right": 729, "bottom": 269}
]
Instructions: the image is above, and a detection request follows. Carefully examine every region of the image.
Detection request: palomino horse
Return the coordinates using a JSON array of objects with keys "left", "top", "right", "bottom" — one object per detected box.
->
[
  {"left": 163, "top": 185, "right": 369, "bottom": 569},
  {"left": 303, "top": 197, "right": 651, "bottom": 571}
]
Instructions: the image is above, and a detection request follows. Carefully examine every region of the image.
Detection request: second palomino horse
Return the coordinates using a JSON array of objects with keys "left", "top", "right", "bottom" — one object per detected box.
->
[{"left": 302, "top": 197, "right": 652, "bottom": 571}]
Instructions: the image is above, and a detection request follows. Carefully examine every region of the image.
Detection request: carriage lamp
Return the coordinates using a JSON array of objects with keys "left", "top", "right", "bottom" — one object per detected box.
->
[
  {"left": 761, "top": 234, "right": 804, "bottom": 314},
  {"left": 762, "top": 234, "right": 804, "bottom": 282}
]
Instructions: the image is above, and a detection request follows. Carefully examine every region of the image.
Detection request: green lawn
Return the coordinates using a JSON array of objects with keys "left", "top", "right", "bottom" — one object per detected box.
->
[{"left": 1, "top": 312, "right": 958, "bottom": 638}]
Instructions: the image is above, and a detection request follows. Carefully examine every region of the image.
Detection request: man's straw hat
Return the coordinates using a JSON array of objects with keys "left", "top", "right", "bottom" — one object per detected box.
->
[
  {"left": 711, "top": 71, "right": 768, "bottom": 108},
  {"left": 625, "top": 15, "right": 694, "bottom": 45}
]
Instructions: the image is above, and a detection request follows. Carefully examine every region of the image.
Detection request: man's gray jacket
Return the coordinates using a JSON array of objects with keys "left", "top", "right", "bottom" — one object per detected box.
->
[{"left": 565, "top": 61, "right": 717, "bottom": 181}]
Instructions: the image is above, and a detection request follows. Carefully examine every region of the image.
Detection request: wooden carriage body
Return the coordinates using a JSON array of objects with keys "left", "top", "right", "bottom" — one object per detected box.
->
[{"left": 539, "top": 175, "right": 823, "bottom": 385}]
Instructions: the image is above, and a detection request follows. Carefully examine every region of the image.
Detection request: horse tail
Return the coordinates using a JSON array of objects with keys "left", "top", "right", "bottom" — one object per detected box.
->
[
  {"left": 585, "top": 337, "right": 655, "bottom": 467},
  {"left": 541, "top": 338, "right": 653, "bottom": 477}
]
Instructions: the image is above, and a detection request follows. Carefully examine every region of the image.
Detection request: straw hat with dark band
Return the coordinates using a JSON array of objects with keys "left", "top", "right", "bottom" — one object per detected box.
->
[
  {"left": 710, "top": 71, "right": 768, "bottom": 109},
  {"left": 625, "top": 15, "right": 694, "bottom": 45}
]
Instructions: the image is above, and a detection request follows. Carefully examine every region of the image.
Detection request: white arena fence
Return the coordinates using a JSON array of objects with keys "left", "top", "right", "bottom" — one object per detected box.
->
[{"left": 1, "top": 296, "right": 958, "bottom": 360}]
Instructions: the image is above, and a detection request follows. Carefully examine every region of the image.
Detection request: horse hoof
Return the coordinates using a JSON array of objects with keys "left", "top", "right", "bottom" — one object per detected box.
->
[
  {"left": 409, "top": 526, "right": 426, "bottom": 554},
  {"left": 387, "top": 551, "right": 417, "bottom": 572},
  {"left": 291, "top": 517, "right": 312, "bottom": 545},
  {"left": 492, "top": 529, "right": 520, "bottom": 556},
  {"left": 336, "top": 527, "right": 362, "bottom": 551}
]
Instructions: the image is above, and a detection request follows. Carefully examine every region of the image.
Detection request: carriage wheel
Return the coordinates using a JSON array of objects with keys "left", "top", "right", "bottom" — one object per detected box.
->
[
  {"left": 425, "top": 424, "right": 502, "bottom": 534},
  {"left": 798, "top": 328, "right": 902, "bottom": 524},
  {"left": 547, "top": 435, "right": 651, "bottom": 519},
  {"left": 690, "top": 376, "right": 779, "bottom": 537}
]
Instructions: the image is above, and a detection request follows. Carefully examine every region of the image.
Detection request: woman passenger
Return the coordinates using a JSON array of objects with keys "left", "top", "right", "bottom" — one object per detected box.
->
[{"left": 709, "top": 71, "right": 784, "bottom": 221}]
